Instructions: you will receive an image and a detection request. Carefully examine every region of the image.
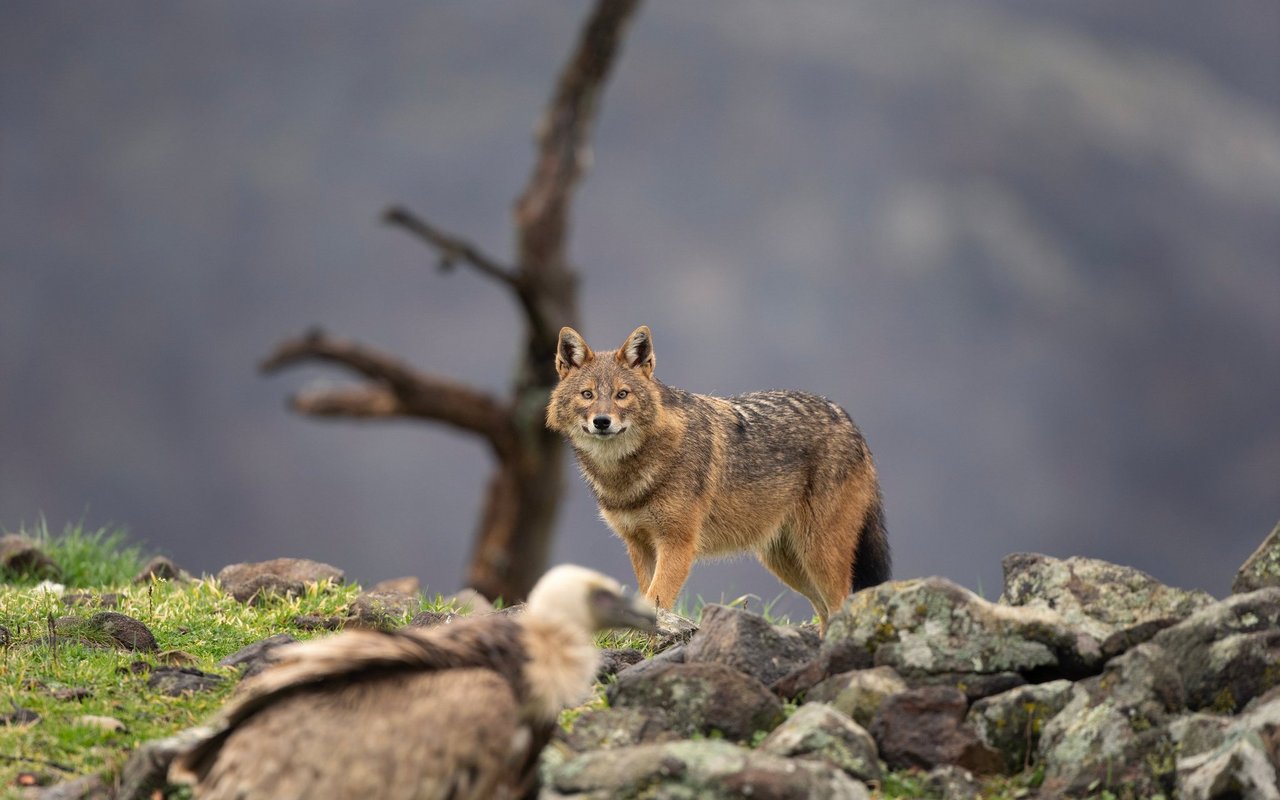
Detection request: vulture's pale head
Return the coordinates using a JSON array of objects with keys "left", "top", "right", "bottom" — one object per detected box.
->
[{"left": 526, "top": 565, "right": 658, "bottom": 634}]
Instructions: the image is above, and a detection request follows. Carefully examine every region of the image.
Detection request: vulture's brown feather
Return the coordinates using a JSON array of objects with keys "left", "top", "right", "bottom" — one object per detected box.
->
[{"left": 170, "top": 565, "right": 656, "bottom": 800}]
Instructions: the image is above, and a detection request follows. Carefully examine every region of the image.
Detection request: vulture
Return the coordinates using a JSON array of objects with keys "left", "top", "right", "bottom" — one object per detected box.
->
[{"left": 170, "top": 564, "right": 657, "bottom": 800}]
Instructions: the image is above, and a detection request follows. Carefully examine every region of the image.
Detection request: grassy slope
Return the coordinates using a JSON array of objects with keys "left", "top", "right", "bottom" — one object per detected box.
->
[{"left": 0, "top": 525, "right": 1040, "bottom": 799}]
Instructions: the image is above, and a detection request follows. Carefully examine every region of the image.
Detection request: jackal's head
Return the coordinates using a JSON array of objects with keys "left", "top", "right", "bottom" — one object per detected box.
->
[{"left": 546, "top": 326, "right": 660, "bottom": 457}]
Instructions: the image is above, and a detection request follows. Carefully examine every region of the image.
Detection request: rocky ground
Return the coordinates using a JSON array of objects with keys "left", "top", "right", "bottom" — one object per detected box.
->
[{"left": 6, "top": 521, "right": 1279, "bottom": 799}]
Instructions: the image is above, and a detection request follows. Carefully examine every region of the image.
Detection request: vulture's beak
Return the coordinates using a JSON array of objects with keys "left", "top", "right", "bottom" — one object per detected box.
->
[{"left": 592, "top": 587, "right": 659, "bottom": 633}]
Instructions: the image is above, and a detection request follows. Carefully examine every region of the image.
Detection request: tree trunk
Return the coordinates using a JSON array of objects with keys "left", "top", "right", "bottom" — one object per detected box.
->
[{"left": 261, "top": 0, "right": 642, "bottom": 602}]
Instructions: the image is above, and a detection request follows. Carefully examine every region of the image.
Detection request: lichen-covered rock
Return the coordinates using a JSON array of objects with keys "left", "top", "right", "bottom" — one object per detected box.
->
[
  {"left": 559, "top": 706, "right": 679, "bottom": 752},
  {"left": 541, "top": 740, "right": 870, "bottom": 800},
  {"left": 806, "top": 666, "right": 909, "bottom": 728},
  {"left": 924, "top": 765, "right": 982, "bottom": 800},
  {"left": 685, "top": 603, "right": 819, "bottom": 686},
  {"left": 869, "top": 686, "right": 1003, "bottom": 774},
  {"left": 966, "top": 679, "right": 1073, "bottom": 774},
  {"left": 654, "top": 608, "right": 699, "bottom": 651},
  {"left": 216, "top": 558, "right": 343, "bottom": 603},
  {"left": 824, "top": 577, "right": 1102, "bottom": 681},
  {"left": 758, "top": 702, "right": 882, "bottom": 783},
  {"left": 1233, "top": 520, "right": 1280, "bottom": 594},
  {"left": 607, "top": 661, "right": 785, "bottom": 742},
  {"left": 771, "top": 638, "right": 875, "bottom": 699},
  {"left": 1000, "top": 552, "right": 1215, "bottom": 646},
  {"left": 1037, "top": 590, "right": 1280, "bottom": 795},
  {"left": 1177, "top": 689, "right": 1280, "bottom": 800},
  {"left": 597, "top": 648, "right": 645, "bottom": 682}
]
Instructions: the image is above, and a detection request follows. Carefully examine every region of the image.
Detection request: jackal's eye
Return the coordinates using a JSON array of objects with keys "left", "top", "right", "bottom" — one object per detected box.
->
[
  {"left": 616, "top": 389, "right": 629, "bottom": 400},
  {"left": 581, "top": 389, "right": 594, "bottom": 400}
]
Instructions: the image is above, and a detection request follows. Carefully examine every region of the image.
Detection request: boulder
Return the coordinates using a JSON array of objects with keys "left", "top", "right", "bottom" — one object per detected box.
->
[
  {"left": 596, "top": 648, "right": 645, "bottom": 682},
  {"left": 684, "top": 603, "right": 819, "bottom": 686},
  {"left": 216, "top": 558, "right": 343, "bottom": 603},
  {"left": 541, "top": 739, "right": 870, "bottom": 800},
  {"left": 924, "top": 765, "right": 982, "bottom": 800},
  {"left": 966, "top": 679, "right": 1073, "bottom": 774},
  {"left": 653, "top": 608, "right": 698, "bottom": 651},
  {"left": 824, "top": 577, "right": 1102, "bottom": 681},
  {"left": 806, "top": 666, "right": 909, "bottom": 729},
  {"left": 758, "top": 701, "right": 882, "bottom": 783},
  {"left": 132, "top": 555, "right": 189, "bottom": 583},
  {"left": 346, "top": 589, "right": 419, "bottom": 628},
  {"left": 1233, "top": 520, "right": 1280, "bottom": 593},
  {"left": 607, "top": 660, "right": 785, "bottom": 742},
  {"left": 147, "top": 666, "right": 224, "bottom": 696},
  {"left": 1000, "top": 552, "right": 1215, "bottom": 645},
  {"left": 869, "top": 686, "right": 1003, "bottom": 774},
  {"left": 56, "top": 612, "right": 157, "bottom": 652}
]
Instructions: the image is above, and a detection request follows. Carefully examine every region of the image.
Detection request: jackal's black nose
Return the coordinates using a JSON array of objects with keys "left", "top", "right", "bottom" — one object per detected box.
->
[{"left": 592, "top": 415, "right": 612, "bottom": 431}]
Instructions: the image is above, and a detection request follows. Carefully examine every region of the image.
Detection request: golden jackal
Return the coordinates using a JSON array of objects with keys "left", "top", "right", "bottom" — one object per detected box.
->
[{"left": 546, "top": 325, "right": 890, "bottom": 627}]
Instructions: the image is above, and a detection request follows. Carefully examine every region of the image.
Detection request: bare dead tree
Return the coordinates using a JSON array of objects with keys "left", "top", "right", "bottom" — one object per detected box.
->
[{"left": 260, "top": 0, "right": 643, "bottom": 602}]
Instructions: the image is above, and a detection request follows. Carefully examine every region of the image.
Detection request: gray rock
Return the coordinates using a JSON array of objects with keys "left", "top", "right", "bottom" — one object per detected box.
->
[
  {"left": 218, "top": 633, "right": 296, "bottom": 679},
  {"left": 654, "top": 608, "right": 698, "bottom": 651},
  {"left": 771, "top": 638, "right": 875, "bottom": 699},
  {"left": 596, "top": 647, "right": 644, "bottom": 682},
  {"left": 685, "top": 603, "right": 819, "bottom": 686},
  {"left": 870, "top": 686, "right": 1003, "bottom": 774},
  {"left": 559, "top": 706, "right": 679, "bottom": 752},
  {"left": 966, "top": 679, "right": 1073, "bottom": 774},
  {"left": 607, "top": 660, "right": 785, "bottom": 742},
  {"left": 906, "top": 671, "right": 1027, "bottom": 703},
  {"left": 1233, "top": 520, "right": 1280, "bottom": 593},
  {"left": 611, "top": 643, "right": 686, "bottom": 684},
  {"left": 439, "top": 587, "right": 492, "bottom": 614},
  {"left": 406, "top": 610, "right": 459, "bottom": 628},
  {"left": 60, "top": 592, "right": 120, "bottom": 609},
  {"left": 758, "top": 701, "right": 882, "bottom": 783},
  {"left": 292, "top": 614, "right": 341, "bottom": 631},
  {"left": 368, "top": 575, "right": 420, "bottom": 595},
  {"left": 823, "top": 577, "right": 1102, "bottom": 681},
  {"left": 0, "top": 534, "right": 60, "bottom": 579},
  {"left": 147, "top": 666, "right": 224, "bottom": 696},
  {"left": 216, "top": 558, "right": 343, "bottom": 603},
  {"left": 1177, "top": 689, "right": 1280, "bottom": 800},
  {"left": 541, "top": 739, "right": 870, "bottom": 800},
  {"left": 1000, "top": 552, "right": 1215, "bottom": 644},
  {"left": 806, "top": 666, "right": 909, "bottom": 729}
]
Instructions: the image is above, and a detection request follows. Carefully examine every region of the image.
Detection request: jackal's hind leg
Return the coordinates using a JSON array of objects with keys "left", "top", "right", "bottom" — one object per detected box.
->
[{"left": 759, "top": 531, "right": 829, "bottom": 627}]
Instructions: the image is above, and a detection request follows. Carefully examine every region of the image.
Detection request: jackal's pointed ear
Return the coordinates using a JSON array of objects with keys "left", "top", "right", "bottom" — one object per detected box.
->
[
  {"left": 617, "top": 326, "right": 655, "bottom": 377},
  {"left": 556, "top": 327, "right": 592, "bottom": 378}
]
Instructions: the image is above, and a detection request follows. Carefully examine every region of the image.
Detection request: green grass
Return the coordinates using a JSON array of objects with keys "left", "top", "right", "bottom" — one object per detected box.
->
[{"left": 1, "top": 520, "right": 147, "bottom": 588}]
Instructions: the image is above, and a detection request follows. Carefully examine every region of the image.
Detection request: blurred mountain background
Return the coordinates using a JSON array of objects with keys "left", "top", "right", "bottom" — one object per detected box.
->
[{"left": 3, "top": 1, "right": 1277, "bottom": 615}]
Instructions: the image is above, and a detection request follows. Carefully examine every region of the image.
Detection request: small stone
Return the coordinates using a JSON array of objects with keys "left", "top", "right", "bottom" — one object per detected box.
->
[
  {"left": 50, "top": 686, "right": 93, "bottom": 702},
  {"left": 597, "top": 648, "right": 645, "bottom": 682},
  {"left": 147, "top": 666, "right": 223, "bottom": 696},
  {"left": 368, "top": 576, "right": 420, "bottom": 595},
  {"left": 218, "top": 633, "right": 296, "bottom": 679},
  {"left": 28, "top": 773, "right": 111, "bottom": 800},
  {"left": 217, "top": 558, "right": 343, "bottom": 603},
  {"left": 346, "top": 589, "right": 419, "bottom": 628},
  {"left": 86, "top": 612, "right": 157, "bottom": 652},
  {"left": 0, "top": 534, "right": 61, "bottom": 579},
  {"left": 407, "top": 610, "right": 458, "bottom": 628},
  {"left": 133, "top": 555, "right": 188, "bottom": 583},
  {"left": 925, "top": 765, "right": 982, "bottom": 800},
  {"left": 293, "top": 614, "right": 341, "bottom": 631},
  {"left": 0, "top": 706, "right": 40, "bottom": 725},
  {"left": 61, "top": 592, "right": 120, "bottom": 609},
  {"left": 653, "top": 608, "right": 698, "bottom": 651}
]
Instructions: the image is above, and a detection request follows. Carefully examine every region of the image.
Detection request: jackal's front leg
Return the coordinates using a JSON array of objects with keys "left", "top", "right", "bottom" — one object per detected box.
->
[
  {"left": 646, "top": 535, "right": 696, "bottom": 610},
  {"left": 623, "top": 537, "right": 657, "bottom": 597}
]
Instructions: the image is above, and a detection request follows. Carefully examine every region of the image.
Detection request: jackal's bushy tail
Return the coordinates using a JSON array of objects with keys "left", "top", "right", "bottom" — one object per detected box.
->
[{"left": 851, "top": 495, "right": 890, "bottom": 592}]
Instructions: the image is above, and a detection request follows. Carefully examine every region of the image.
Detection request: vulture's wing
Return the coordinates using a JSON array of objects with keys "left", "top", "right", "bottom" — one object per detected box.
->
[
  {"left": 191, "top": 668, "right": 529, "bottom": 800},
  {"left": 172, "top": 616, "right": 528, "bottom": 785}
]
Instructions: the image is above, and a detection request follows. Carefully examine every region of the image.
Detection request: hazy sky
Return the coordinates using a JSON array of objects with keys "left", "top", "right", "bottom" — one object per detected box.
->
[{"left": 3, "top": 2, "right": 1277, "bottom": 618}]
